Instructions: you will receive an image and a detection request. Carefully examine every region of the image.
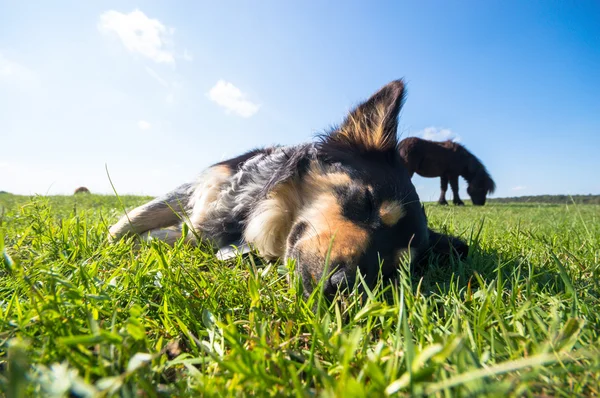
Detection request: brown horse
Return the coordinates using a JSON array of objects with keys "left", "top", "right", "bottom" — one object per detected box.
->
[{"left": 399, "top": 137, "right": 495, "bottom": 206}]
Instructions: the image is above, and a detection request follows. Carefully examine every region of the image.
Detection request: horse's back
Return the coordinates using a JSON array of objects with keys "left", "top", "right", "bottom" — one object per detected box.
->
[{"left": 399, "top": 137, "right": 463, "bottom": 177}]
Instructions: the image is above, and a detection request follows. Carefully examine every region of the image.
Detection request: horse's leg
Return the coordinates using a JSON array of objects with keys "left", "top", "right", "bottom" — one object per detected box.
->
[
  {"left": 438, "top": 176, "right": 449, "bottom": 205},
  {"left": 449, "top": 176, "right": 465, "bottom": 206}
]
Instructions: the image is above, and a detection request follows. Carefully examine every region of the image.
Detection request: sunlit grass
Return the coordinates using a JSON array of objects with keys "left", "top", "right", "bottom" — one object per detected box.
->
[{"left": 1, "top": 192, "right": 599, "bottom": 396}]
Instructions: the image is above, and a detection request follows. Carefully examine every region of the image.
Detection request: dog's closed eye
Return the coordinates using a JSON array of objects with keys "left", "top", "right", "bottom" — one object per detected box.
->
[{"left": 335, "top": 185, "right": 375, "bottom": 223}]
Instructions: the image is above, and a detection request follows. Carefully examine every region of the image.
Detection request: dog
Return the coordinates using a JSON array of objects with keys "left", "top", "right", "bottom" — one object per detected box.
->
[{"left": 109, "top": 79, "right": 468, "bottom": 299}]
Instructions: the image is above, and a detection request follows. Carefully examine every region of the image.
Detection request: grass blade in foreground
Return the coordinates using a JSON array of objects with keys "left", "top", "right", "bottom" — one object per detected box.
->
[{"left": 0, "top": 193, "right": 599, "bottom": 396}]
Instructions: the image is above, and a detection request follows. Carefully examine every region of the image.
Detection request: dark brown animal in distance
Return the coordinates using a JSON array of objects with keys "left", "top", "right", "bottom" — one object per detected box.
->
[
  {"left": 74, "top": 186, "right": 91, "bottom": 195},
  {"left": 399, "top": 137, "right": 495, "bottom": 206}
]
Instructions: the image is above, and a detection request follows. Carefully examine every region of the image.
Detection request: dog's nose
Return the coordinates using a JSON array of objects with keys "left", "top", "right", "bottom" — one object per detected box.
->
[{"left": 322, "top": 265, "right": 357, "bottom": 299}]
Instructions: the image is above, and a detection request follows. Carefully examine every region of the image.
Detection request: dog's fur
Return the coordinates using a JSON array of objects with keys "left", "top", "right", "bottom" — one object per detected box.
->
[
  {"left": 399, "top": 137, "right": 495, "bottom": 206},
  {"left": 109, "top": 80, "right": 468, "bottom": 299}
]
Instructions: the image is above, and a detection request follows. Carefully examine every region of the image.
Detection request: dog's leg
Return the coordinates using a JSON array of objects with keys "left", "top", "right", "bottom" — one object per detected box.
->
[
  {"left": 185, "top": 165, "right": 233, "bottom": 235},
  {"left": 143, "top": 226, "right": 196, "bottom": 245},
  {"left": 427, "top": 228, "right": 468, "bottom": 258},
  {"left": 108, "top": 183, "right": 192, "bottom": 241},
  {"left": 449, "top": 176, "right": 464, "bottom": 206},
  {"left": 438, "top": 176, "right": 449, "bottom": 205}
]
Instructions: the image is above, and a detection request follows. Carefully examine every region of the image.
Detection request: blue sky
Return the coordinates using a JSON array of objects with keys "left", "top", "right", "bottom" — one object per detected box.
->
[{"left": 1, "top": 1, "right": 599, "bottom": 201}]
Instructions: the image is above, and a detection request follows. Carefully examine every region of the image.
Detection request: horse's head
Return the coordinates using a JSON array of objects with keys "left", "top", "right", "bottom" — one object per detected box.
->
[{"left": 467, "top": 172, "right": 496, "bottom": 206}]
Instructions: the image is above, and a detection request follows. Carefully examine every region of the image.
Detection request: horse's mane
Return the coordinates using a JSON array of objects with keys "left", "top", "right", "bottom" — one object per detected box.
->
[{"left": 458, "top": 143, "right": 496, "bottom": 194}]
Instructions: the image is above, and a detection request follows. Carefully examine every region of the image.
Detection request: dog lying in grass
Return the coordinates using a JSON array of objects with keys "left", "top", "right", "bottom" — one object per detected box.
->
[{"left": 109, "top": 79, "right": 468, "bottom": 299}]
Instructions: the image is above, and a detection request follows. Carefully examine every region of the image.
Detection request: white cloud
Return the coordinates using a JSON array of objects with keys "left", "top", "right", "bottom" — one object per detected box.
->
[
  {"left": 183, "top": 49, "right": 193, "bottom": 62},
  {"left": 512, "top": 186, "right": 527, "bottom": 191},
  {"left": 0, "top": 53, "right": 38, "bottom": 85},
  {"left": 165, "top": 93, "right": 175, "bottom": 103},
  {"left": 98, "top": 9, "right": 175, "bottom": 64},
  {"left": 207, "top": 80, "right": 260, "bottom": 118},
  {"left": 138, "top": 120, "right": 151, "bottom": 130},
  {"left": 418, "top": 127, "right": 461, "bottom": 142}
]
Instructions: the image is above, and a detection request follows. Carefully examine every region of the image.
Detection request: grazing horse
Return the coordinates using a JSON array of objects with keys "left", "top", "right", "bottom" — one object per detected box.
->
[
  {"left": 109, "top": 80, "right": 469, "bottom": 300},
  {"left": 399, "top": 137, "right": 495, "bottom": 206}
]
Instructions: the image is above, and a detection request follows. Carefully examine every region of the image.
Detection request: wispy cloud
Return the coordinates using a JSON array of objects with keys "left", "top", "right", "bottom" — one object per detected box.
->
[
  {"left": 417, "top": 127, "right": 461, "bottom": 142},
  {"left": 512, "top": 185, "right": 527, "bottom": 191},
  {"left": 138, "top": 120, "right": 151, "bottom": 130},
  {"left": 98, "top": 9, "right": 175, "bottom": 64},
  {"left": 0, "top": 53, "right": 19, "bottom": 78},
  {"left": 0, "top": 53, "right": 38, "bottom": 86},
  {"left": 145, "top": 66, "right": 169, "bottom": 88},
  {"left": 207, "top": 80, "right": 260, "bottom": 118},
  {"left": 183, "top": 49, "right": 193, "bottom": 62}
]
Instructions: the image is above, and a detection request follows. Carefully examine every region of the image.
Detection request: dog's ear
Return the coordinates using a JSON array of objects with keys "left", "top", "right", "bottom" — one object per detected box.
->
[
  {"left": 427, "top": 228, "right": 469, "bottom": 259},
  {"left": 325, "top": 79, "right": 406, "bottom": 153},
  {"left": 260, "top": 146, "right": 313, "bottom": 197}
]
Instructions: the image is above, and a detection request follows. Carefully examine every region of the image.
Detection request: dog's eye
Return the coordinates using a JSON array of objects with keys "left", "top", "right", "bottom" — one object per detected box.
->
[{"left": 337, "top": 185, "right": 375, "bottom": 223}]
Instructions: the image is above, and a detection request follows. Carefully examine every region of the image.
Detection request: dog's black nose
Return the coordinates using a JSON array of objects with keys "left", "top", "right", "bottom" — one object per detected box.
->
[{"left": 322, "top": 265, "right": 356, "bottom": 299}]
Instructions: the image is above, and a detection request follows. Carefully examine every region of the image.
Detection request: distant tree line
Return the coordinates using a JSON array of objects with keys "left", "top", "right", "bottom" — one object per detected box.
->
[
  {"left": 1, "top": 191, "right": 599, "bottom": 205},
  {"left": 489, "top": 195, "right": 600, "bottom": 205}
]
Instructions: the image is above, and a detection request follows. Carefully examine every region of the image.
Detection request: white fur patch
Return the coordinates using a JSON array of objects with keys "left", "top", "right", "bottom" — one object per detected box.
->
[
  {"left": 244, "top": 182, "right": 303, "bottom": 259},
  {"left": 187, "top": 165, "right": 232, "bottom": 231}
]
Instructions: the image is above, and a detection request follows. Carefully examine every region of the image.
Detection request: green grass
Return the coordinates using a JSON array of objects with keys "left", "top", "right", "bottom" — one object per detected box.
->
[{"left": 1, "top": 192, "right": 599, "bottom": 397}]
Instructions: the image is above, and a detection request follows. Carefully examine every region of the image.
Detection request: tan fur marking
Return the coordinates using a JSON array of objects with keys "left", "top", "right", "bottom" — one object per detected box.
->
[
  {"left": 338, "top": 103, "right": 396, "bottom": 151},
  {"left": 379, "top": 200, "right": 405, "bottom": 226},
  {"left": 244, "top": 181, "right": 304, "bottom": 259},
  {"left": 244, "top": 165, "right": 355, "bottom": 260},
  {"left": 304, "top": 168, "right": 352, "bottom": 192},
  {"left": 295, "top": 192, "right": 369, "bottom": 263}
]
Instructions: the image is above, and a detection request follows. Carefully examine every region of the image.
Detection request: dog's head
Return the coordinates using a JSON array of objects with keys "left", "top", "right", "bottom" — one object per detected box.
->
[{"left": 249, "top": 80, "right": 466, "bottom": 298}]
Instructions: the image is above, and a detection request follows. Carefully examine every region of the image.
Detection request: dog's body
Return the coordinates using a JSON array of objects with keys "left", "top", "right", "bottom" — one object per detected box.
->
[
  {"left": 110, "top": 80, "right": 468, "bottom": 298},
  {"left": 110, "top": 144, "right": 314, "bottom": 257}
]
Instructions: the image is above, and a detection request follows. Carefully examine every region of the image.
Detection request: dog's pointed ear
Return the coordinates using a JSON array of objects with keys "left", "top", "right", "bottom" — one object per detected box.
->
[
  {"left": 260, "top": 145, "right": 314, "bottom": 197},
  {"left": 326, "top": 79, "right": 406, "bottom": 152},
  {"left": 427, "top": 228, "right": 469, "bottom": 259}
]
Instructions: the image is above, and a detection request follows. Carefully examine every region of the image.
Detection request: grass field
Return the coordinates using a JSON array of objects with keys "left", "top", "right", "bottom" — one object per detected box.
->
[{"left": 1, "top": 192, "right": 599, "bottom": 397}]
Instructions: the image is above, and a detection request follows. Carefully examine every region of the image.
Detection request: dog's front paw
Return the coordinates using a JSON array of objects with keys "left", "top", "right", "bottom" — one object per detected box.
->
[{"left": 450, "top": 238, "right": 469, "bottom": 258}]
